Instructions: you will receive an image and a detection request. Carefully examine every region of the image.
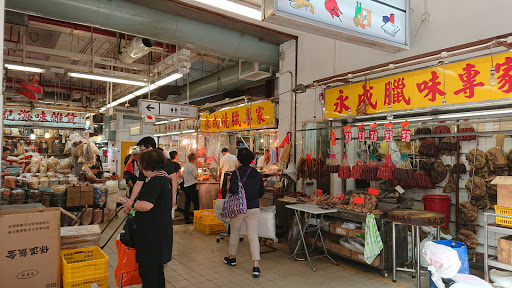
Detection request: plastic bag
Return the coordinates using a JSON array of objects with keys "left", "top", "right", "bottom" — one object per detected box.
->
[
  {"left": 39, "top": 177, "right": 50, "bottom": 188},
  {"left": 27, "top": 177, "right": 40, "bottom": 189},
  {"left": 118, "top": 179, "right": 127, "bottom": 190},
  {"left": 423, "top": 241, "right": 461, "bottom": 288},
  {"left": 4, "top": 176, "right": 16, "bottom": 189},
  {"left": 83, "top": 139, "right": 99, "bottom": 163},
  {"left": 115, "top": 239, "right": 142, "bottom": 287},
  {"left": 451, "top": 273, "right": 492, "bottom": 288},
  {"left": 29, "top": 156, "right": 42, "bottom": 173},
  {"left": 239, "top": 205, "right": 277, "bottom": 240},
  {"left": 58, "top": 158, "right": 72, "bottom": 170},
  {"left": 39, "top": 158, "right": 48, "bottom": 173},
  {"left": 47, "top": 157, "right": 59, "bottom": 172}
]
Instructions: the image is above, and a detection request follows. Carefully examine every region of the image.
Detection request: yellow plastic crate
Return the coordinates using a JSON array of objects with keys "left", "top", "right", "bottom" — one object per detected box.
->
[
  {"left": 495, "top": 205, "right": 512, "bottom": 227},
  {"left": 194, "top": 209, "right": 222, "bottom": 224},
  {"left": 61, "top": 246, "right": 108, "bottom": 282},
  {"left": 63, "top": 274, "right": 108, "bottom": 288},
  {"left": 194, "top": 221, "right": 226, "bottom": 235}
]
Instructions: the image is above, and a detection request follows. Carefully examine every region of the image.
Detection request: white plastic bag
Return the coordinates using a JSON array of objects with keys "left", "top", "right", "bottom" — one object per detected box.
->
[
  {"left": 118, "top": 178, "right": 127, "bottom": 190},
  {"left": 240, "top": 206, "right": 277, "bottom": 240},
  {"left": 489, "top": 269, "right": 512, "bottom": 288},
  {"left": 422, "top": 241, "right": 461, "bottom": 288},
  {"left": 451, "top": 273, "right": 492, "bottom": 288}
]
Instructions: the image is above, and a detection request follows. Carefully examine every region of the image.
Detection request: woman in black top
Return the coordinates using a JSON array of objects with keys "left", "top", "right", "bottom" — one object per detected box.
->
[
  {"left": 223, "top": 148, "right": 265, "bottom": 278},
  {"left": 123, "top": 150, "right": 174, "bottom": 288}
]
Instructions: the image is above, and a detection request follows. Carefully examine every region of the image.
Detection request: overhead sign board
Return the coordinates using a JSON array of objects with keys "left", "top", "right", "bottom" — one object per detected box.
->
[
  {"left": 200, "top": 100, "right": 275, "bottom": 132},
  {"left": 3, "top": 108, "right": 85, "bottom": 128},
  {"left": 324, "top": 51, "right": 512, "bottom": 118},
  {"left": 138, "top": 99, "right": 198, "bottom": 119},
  {"left": 263, "top": 0, "right": 409, "bottom": 52}
]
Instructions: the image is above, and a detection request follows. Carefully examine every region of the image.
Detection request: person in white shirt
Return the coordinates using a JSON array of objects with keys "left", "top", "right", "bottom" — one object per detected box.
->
[
  {"left": 183, "top": 153, "right": 200, "bottom": 224},
  {"left": 257, "top": 149, "right": 270, "bottom": 170},
  {"left": 219, "top": 148, "right": 239, "bottom": 198}
]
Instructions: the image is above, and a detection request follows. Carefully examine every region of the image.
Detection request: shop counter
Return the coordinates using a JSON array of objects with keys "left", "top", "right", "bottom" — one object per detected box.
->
[{"left": 178, "top": 180, "right": 220, "bottom": 211}]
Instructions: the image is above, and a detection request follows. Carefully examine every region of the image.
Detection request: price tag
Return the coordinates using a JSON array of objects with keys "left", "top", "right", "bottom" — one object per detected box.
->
[
  {"left": 354, "top": 197, "right": 365, "bottom": 204},
  {"left": 331, "top": 132, "right": 336, "bottom": 146},
  {"left": 369, "top": 130, "right": 378, "bottom": 142},
  {"left": 338, "top": 194, "right": 344, "bottom": 200},
  {"left": 344, "top": 131, "right": 353, "bottom": 143},
  {"left": 384, "top": 129, "right": 394, "bottom": 142},
  {"left": 316, "top": 189, "right": 323, "bottom": 195},
  {"left": 306, "top": 154, "right": 311, "bottom": 159},
  {"left": 357, "top": 130, "right": 366, "bottom": 142},
  {"left": 401, "top": 129, "right": 411, "bottom": 142},
  {"left": 395, "top": 185, "right": 405, "bottom": 194},
  {"left": 368, "top": 188, "right": 379, "bottom": 195}
]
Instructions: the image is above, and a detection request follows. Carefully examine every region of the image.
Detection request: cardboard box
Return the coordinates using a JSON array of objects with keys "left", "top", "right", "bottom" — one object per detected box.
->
[
  {"left": 329, "top": 241, "right": 352, "bottom": 257},
  {"left": 351, "top": 250, "right": 381, "bottom": 267},
  {"left": 330, "top": 222, "right": 365, "bottom": 239},
  {"left": 498, "top": 235, "right": 512, "bottom": 264},
  {"left": 0, "top": 207, "right": 61, "bottom": 288},
  {"left": 492, "top": 176, "right": 512, "bottom": 208},
  {"left": 66, "top": 186, "right": 81, "bottom": 207},
  {"left": 80, "top": 184, "right": 94, "bottom": 206},
  {"left": 61, "top": 225, "right": 101, "bottom": 250}
]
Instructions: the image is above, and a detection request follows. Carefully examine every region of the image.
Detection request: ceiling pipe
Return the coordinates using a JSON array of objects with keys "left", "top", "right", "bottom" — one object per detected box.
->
[
  {"left": 7, "top": 0, "right": 279, "bottom": 66},
  {"left": 118, "top": 37, "right": 155, "bottom": 63}
]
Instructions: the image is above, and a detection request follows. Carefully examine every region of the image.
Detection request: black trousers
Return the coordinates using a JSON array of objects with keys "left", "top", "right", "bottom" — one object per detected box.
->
[
  {"left": 183, "top": 183, "right": 199, "bottom": 221},
  {"left": 221, "top": 172, "right": 232, "bottom": 199},
  {"left": 138, "top": 263, "right": 165, "bottom": 288}
]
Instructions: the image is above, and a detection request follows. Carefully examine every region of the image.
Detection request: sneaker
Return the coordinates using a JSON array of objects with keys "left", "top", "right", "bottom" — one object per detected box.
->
[
  {"left": 253, "top": 267, "right": 260, "bottom": 278},
  {"left": 223, "top": 257, "right": 236, "bottom": 266}
]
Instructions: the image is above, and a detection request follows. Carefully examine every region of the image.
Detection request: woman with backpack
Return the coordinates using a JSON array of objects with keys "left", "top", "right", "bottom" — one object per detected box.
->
[{"left": 223, "top": 148, "right": 265, "bottom": 278}]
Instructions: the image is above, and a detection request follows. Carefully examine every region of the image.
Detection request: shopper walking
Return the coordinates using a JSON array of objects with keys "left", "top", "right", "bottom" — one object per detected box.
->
[
  {"left": 122, "top": 149, "right": 174, "bottom": 288},
  {"left": 223, "top": 148, "right": 265, "bottom": 278},
  {"left": 182, "top": 153, "right": 200, "bottom": 224},
  {"left": 219, "top": 148, "right": 238, "bottom": 198}
]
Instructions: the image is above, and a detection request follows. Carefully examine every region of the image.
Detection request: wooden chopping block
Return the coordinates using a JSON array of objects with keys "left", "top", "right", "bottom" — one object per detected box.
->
[{"left": 388, "top": 209, "right": 445, "bottom": 227}]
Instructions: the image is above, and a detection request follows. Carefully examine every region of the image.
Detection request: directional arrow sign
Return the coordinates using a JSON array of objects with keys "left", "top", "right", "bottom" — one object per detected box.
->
[{"left": 138, "top": 99, "right": 198, "bottom": 119}]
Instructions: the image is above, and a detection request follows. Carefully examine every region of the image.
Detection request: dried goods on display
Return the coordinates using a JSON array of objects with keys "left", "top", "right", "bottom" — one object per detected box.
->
[
  {"left": 418, "top": 138, "right": 439, "bottom": 158},
  {"left": 433, "top": 125, "right": 451, "bottom": 135},
  {"left": 414, "top": 127, "right": 432, "bottom": 135},
  {"left": 465, "top": 176, "right": 486, "bottom": 199},
  {"left": 10, "top": 189, "right": 25, "bottom": 204},
  {"left": 38, "top": 158, "right": 48, "bottom": 173},
  {"left": 284, "top": 192, "right": 307, "bottom": 198},
  {"left": 470, "top": 197, "right": 492, "bottom": 210},
  {"left": 377, "top": 154, "right": 396, "bottom": 181},
  {"left": 467, "top": 149, "right": 486, "bottom": 169},
  {"left": 451, "top": 163, "right": 467, "bottom": 175},
  {"left": 363, "top": 155, "right": 379, "bottom": 182},
  {"left": 419, "top": 159, "right": 434, "bottom": 175},
  {"left": 486, "top": 147, "right": 508, "bottom": 170},
  {"left": 338, "top": 154, "right": 351, "bottom": 179},
  {"left": 413, "top": 171, "right": 434, "bottom": 189},
  {"left": 431, "top": 158, "right": 448, "bottom": 184},
  {"left": 298, "top": 194, "right": 343, "bottom": 207},
  {"left": 297, "top": 153, "right": 326, "bottom": 181},
  {"left": 1, "top": 188, "right": 10, "bottom": 205},
  {"left": 4, "top": 176, "right": 16, "bottom": 189},
  {"left": 326, "top": 153, "right": 340, "bottom": 173},
  {"left": 457, "top": 229, "right": 479, "bottom": 262},
  {"left": 336, "top": 193, "right": 380, "bottom": 213},
  {"left": 443, "top": 165, "right": 457, "bottom": 193},
  {"left": 469, "top": 165, "right": 490, "bottom": 180},
  {"left": 459, "top": 202, "right": 478, "bottom": 222},
  {"left": 47, "top": 156, "right": 59, "bottom": 173},
  {"left": 438, "top": 137, "right": 458, "bottom": 153},
  {"left": 351, "top": 156, "right": 365, "bottom": 179},
  {"left": 458, "top": 124, "right": 477, "bottom": 141},
  {"left": 394, "top": 154, "right": 414, "bottom": 183},
  {"left": 396, "top": 141, "right": 412, "bottom": 155},
  {"left": 356, "top": 98, "right": 368, "bottom": 115},
  {"left": 27, "top": 190, "right": 42, "bottom": 203},
  {"left": 507, "top": 149, "right": 512, "bottom": 167}
]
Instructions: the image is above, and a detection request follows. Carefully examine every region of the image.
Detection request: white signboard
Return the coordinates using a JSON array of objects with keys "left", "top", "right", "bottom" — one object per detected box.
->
[
  {"left": 138, "top": 100, "right": 198, "bottom": 119},
  {"left": 263, "top": 0, "right": 409, "bottom": 51},
  {"left": 3, "top": 108, "right": 85, "bottom": 128}
]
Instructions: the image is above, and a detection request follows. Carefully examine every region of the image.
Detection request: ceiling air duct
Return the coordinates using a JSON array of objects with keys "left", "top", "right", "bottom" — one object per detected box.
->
[{"left": 118, "top": 37, "right": 155, "bottom": 63}]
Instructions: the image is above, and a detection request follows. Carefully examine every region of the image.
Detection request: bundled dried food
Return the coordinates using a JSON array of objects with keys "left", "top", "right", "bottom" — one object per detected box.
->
[
  {"left": 4, "top": 176, "right": 16, "bottom": 189},
  {"left": 51, "top": 185, "right": 67, "bottom": 207},
  {"left": 9, "top": 189, "right": 25, "bottom": 204},
  {"left": 452, "top": 163, "right": 467, "bottom": 175},
  {"left": 414, "top": 171, "right": 434, "bottom": 189},
  {"left": 92, "top": 208, "right": 103, "bottom": 224},
  {"left": 466, "top": 176, "right": 486, "bottom": 198},
  {"left": 68, "top": 176, "right": 79, "bottom": 186},
  {"left": 459, "top": 124, "right": 477, "bottom": 141},
  {"left": 47, "top": 157, "right": 58, "bottom": 173},
  {"left": 486, "top": 147, "right": 508, "bottom": 170},
  {"left": 377, "top": 154, "right": 396, "bottom": 181},
  {"left": 431, "top": 158, "right": 447, "bottom": 184},
  {"left": 470, "top": 197, "right": 492, "bottom": 210},
  {"left": 28, "top": 156, "right": 42, "bottom": 173},
  {"left": 83, "top": 139, "right": 99, "bottom": 163},
  {"left": 27, "top": 177, "right": 39, "bottom": 189},
  {"left": 433, "top": 125, "right": 451, "bottom": 134},
  {"left": 1, "top": 188, "right": 10, "bottom": 205},
  {"left": 81, "top": 208, "right": 93, "bottom": 225},
  {"left": 38, "top": 158, "right": 47, "bottom": 173},
  {"left": 438, "top": 137, "right": 457, "bottom": 152},
  {"left": 27, "top": 190, "right": 42, "bottom": 203},
  {"left": 58, "top": 158, "right": 72, "bottom": 170},
  {"left": 326, "top": 153, "right": 340, "bottom": 173},
  {"left": 418, "top": 138, "right": 439, "bottom": 158},
  {"left": 457, "top": 229, "right": 479, "bottom": 249},
  {"left": 443, "top": 165, "right": 456, "bottom": 193},
  {"left": 396, "top": 141, "right": 412, "bottom": 155},
  {"left": 414, "top": 127, "right": 432, "bottom": 135},
  {"left": 335, "top": 193, "right": 381, "bottom": 213},
  {"left": 394, "top": 154, "right": 414, "bottom": 183},
  {"left": 297, "top": 194, "right": 343, "bottom": 207},
  {"left": 363, "top": 155, "right": 379, "bottom": 182},
  {"left": 459, "top": 202, "right": 478, "bottom": 222},
  {"left": 419, "top": 159, "right": 434, "bottom": 174},
  {"left": 337, "top": 154, "right": 351, "bottom": 179},
  {"left": 39, "top": 177, "right": 50, "bottom": 188},
  {"left": 351, "top": 156, "right": 365, "bottom": 179},
  {"left": 466, "top": 149, "right": 486, "bottom": 169}
]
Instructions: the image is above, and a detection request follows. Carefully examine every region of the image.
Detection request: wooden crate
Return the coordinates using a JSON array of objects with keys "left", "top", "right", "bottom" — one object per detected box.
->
[{"left": 498, "top": 235, "right": 512, "bottom": 264}]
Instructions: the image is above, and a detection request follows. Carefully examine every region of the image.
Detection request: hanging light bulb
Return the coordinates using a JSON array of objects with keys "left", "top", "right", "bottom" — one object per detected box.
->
[
  {"left": 261, "top": 138, "right": 264, "bottom": 143},
  {"left": 97, "top": 135, "right": 103, "bottom": 142},
  {"left": 85, "top": 119, "right": 91, "bottom": 126},
  {"left": 30, "top": 133, "right": 36, "bottom": 140},
  {"left": 192, "top": 143, "right": 197, "bottom": 148},
  {"left": 489, "top": 67, "right": 498, "bottom": 86},
  {"left": 44, "top": 131, "right": 50, "bottom": 138}
]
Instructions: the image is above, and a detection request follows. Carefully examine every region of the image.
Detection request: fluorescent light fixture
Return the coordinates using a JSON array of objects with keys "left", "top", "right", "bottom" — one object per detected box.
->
[
  {"left": 68, "top": 72, "right": 146, "bottom": 86},
  {"left": 5, "top": 64, "right": 45, "bottom": 73},
  {"left": 154, "top": 133, "right": 166, "bottom": 137},
  {"left": 155, "top": 121, "right": 169, "bottom": 125},
  {"left": 99, "top": 71, "right": 184, "bottom": 111},
  {"left": 438, "top": 109, "right": 512, "bottom": 119},
  {"left": 170, "top": 118, "right": 182, "bottom": 122},
  {"left": 182, "top": 130, "right": 196, "bottom": 134},
  {"left": 191, "top": 0, "right": 261, "bottom": 20}
]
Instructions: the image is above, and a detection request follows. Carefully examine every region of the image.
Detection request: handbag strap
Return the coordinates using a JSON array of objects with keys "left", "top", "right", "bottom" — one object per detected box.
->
[{"left": 240, "top": 167, "right": 252, "bottom": 184}]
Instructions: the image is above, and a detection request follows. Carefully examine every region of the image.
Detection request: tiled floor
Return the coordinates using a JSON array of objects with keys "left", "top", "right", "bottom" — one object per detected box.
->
[{"left": 100, "top": 217, "right": 429, "bottom": 288}]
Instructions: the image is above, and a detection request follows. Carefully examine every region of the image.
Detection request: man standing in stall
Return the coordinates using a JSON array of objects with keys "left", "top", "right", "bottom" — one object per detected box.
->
[{"left": 219, "top": 148, "right": 238, "bottom": 198}]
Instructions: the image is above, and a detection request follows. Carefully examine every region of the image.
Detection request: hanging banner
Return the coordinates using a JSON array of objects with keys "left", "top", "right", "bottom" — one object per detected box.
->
[
  {"left": 325, "top": 51, "right": 512, "bottom": 118},
  {"left": 200, "top": 101, "right": 275, "bottom": 132},
  {"left": 3, "top": 108, "right": 85, "bottom": 128}
]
